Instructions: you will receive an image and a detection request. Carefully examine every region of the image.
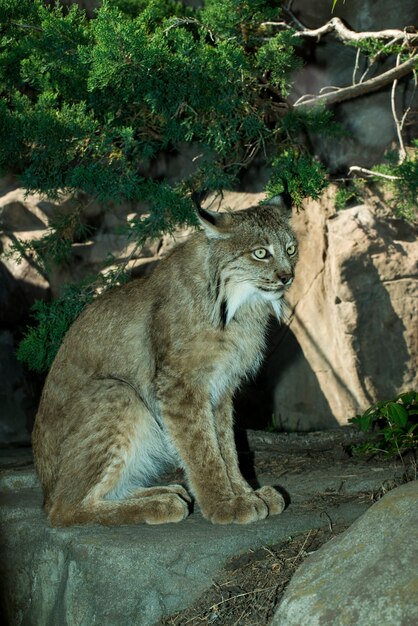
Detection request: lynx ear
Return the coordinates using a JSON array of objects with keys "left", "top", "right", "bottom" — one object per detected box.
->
[
  {"left": 264, "top": 192, "right": 292, "bottom": 214},
  {"left": 196, "top": 206, "right": 233, "bottom": 239},
  {"left": 264, "top": 183, "right": 292, "bottom": 217}
]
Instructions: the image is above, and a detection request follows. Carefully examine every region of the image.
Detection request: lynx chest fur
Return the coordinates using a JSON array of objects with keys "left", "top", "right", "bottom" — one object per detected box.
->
[{"left": 33, "top": 196, "right": 298, "bottom": 526}]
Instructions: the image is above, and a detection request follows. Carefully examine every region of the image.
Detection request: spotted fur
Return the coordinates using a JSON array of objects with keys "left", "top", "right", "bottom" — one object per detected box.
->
[{"left": 32, "top": 197, "right": 298, "bottom": 526}]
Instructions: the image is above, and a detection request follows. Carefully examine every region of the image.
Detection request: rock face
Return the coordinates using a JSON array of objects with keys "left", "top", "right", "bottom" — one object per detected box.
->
[
  {"left": 1, "top": 183, "right": 417, "bottom": 437},
  {"left": 0, "top": 182, "right": 152, "bottom": 444},
  {"left": 271, "top": 189, "right": 418, "bottom": 430},
  {"left": 272, "top": 479, "right": 418, "bottom": 626},
  {"left": 0, "top": 184, "right": 50, "bottom": 444},
  {"left": 0, "top": 430, "right": 410, "bottom": 626},
  {"left": 0, "top": 331, "right": 39, "bottom": 445}
]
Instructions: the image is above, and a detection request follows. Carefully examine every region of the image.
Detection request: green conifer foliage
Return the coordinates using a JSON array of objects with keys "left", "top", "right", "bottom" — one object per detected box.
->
[
  {"left": 1, "top": 0, "right": 334, "bottom": 371},
  {"left": 1, "top": 0, "right": 324, "bottom": 209}
]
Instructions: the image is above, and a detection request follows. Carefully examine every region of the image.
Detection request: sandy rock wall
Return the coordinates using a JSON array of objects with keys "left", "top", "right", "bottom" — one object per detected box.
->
[
  {"left": 271, "top": 189, "right": 417, "bottom": 429},
  {"left": 0, "top": 182, "right": 152, "bottom": 444},
  {"left": 1, "top": 184, "right": 417, "bottom": 439},
  {"left": 2, "top": 0, "right": 417, "bottom": 441}
]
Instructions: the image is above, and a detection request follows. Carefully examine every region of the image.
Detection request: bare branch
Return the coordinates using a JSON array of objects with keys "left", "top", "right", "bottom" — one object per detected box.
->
[
  {"left": 352, "top": 47, "right": 361, "bottom": 85},
  {"left": 348, "top": 166, "right": 401, "bottom": 180},
  {"left": 163, "top": 17, "right": 216, "bottom": 42},
  {"left": 399, "top": 69, "right": 417, "bottom": 132},
  {"left": 163, "top": 17, "right": 200, "bottom": 33},
  {"left": 10, "top": 21, "right": 43, "bottom": 33},
  {"left": 359, "top": 36, "right": 406, "bottom": 84},
  {"left": 294, "top": 54, "right": 418, "bottom": 108},
  {"left": 261, "top": 21, "right": 290, "bottom": 29},
  {"left": 391, "top": 53, "right": 407, "bottom": 163},
  {"left": 280, "top": 16, "right": 418, "bottom": 44},
  {"left": 283, "top": 0, "right": 306, "bottom": 31}
]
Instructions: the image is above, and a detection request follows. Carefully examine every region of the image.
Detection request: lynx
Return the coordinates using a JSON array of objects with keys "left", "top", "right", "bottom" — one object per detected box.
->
[{"left": 32, "top": 195, "right": 298, "bottom": 526}]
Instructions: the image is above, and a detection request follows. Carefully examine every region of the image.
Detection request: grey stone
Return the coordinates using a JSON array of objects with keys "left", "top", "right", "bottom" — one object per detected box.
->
[
  {"left": 0, "top": 432, "right": 410, "bottom": 626},
  {"left": 0, "top": 488, "right": 366, "bottom": 626},
  {"left": 0, "top": 201, "right": 46, "bottom": 231},
  {"left": 272, "top": 480, "right": 418, "bottom": 626}
]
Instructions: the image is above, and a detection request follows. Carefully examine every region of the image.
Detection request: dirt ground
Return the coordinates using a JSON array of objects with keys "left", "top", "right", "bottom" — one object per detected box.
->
[
  {"left": 160, "top": 428, "right": 416, "bottom": 626},
  {"left": 160, "top": 523, "right": 349, "bottom": 626}
]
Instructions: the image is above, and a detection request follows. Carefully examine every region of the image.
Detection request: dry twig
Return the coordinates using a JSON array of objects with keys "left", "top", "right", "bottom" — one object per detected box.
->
[
  {"left": 268, "top": 15, "right": 418, "bottom": 44},
  {"left": 348, "top": 166, "right": 401, "bottom": 180},
  {"left": 293, "top": 54, "right": 417, "bottom": 108},
  {"left": 264, "top": 11, "right": 418, "bottom": 109},
  {"left": 391, "top": 53, "right": 408, "bottom": 163}
]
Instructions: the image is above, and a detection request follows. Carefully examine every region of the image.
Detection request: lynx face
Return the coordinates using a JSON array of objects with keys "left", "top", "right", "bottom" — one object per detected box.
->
[{"left": 198, "top": 200, "right": 298, "bottom": 325}]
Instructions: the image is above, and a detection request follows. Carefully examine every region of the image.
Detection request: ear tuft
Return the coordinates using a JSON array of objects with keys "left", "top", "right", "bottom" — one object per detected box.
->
[
  {"left": 197, "top": 206, "right": 217, "bottom": 226},
  {"left": 265, "top": 178, "right": 292, "bottom": 212}
]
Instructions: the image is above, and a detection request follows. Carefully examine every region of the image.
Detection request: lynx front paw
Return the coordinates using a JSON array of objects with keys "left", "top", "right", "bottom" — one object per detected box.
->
[
  {"left": 143, "top": 493, "right": 190, "bottom": 525},
  {"left": 204, "top": 493, "right": 269, "bottom": 525},
  {"left": 254, "top": 486, "right": 285, "bottom": 515}
]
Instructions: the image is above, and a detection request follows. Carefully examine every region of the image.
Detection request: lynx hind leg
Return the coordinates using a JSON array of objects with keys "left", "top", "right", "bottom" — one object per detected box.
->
[{"left": 47, "top": 379, "right": 190, "bottom": 526}]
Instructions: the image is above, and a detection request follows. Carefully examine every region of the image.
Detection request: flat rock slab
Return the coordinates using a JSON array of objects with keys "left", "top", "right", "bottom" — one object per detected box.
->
[
  {"left": 272, "top": 479, "right": 418, "bottom": 626},
  {"left": 0, "top": 428, "right": 410, "bottom": 626}
]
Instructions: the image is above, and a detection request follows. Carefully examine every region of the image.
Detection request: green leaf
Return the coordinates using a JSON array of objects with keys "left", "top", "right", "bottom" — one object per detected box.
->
[
  {"left": 350, "top": 413, "right": 375, "bottom": 431},
  {"left": 398, "top": 391, "right": 418, "bottom": 406},
  {"left": 385, "top": 403, "right": 409, "bottom": 427}
]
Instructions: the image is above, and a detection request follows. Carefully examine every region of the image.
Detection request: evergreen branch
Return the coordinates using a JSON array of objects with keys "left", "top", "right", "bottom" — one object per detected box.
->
[
  {"left": 5, "top": 234, "right": 49, "bottom": 282},
  {"left": 293, "top": 54, "right": 418, "bottom": 108},
  {"left": 109, "top": 241, "right": 142, "bottom": 281},
  {"left": 10, "top": 21, "right": 43, "bottom": 33},
  {"left": 163, "top": 17, "right": 215, "bottom": 42}
]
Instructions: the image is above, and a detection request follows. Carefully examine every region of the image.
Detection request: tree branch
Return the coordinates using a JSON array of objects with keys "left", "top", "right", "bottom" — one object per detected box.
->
[
  {"left": 391, "top": 53, "right": 407, "bottom": 163},
  {"left": 348, "top": 166, "right": 401, "bottom": 181},
  {"left": 10, "top": 21, "right": 43, "bottom": 33},
  {"left": 293, "top": 54, "right": 418, "bottom": 108},
  {"left": 278, "top": 15, "right": 418, "bottom": 44}
]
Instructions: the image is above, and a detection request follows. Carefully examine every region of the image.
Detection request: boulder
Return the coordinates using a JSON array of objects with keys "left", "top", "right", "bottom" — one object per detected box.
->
[
  {"left": 271, "top": 189, "right": 418, "bottom": 429},
  {"left": 0, "top": 200, "right": 46, "bottom": 231},
  {"left": 0, "top": 430, "right": 410, "bottom": 626},
  {"left": 272, "top": 480, "right": 418, "bottom": 626},
  {"left": 0, "top": 182, "right": 143, "bottom": 297}
]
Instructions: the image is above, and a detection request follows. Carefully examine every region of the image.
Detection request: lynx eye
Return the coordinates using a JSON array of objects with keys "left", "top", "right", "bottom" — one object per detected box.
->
[
  {"left": 286, "top": 243, "right": 297, "bottom": 257},
  {"left": 252, "top": 248, "right": 270, "bottom": 260}
]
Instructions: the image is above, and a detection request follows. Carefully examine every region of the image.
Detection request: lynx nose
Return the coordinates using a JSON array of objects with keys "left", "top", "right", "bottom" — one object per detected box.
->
[{"left": 278, "top": 272, "right": 293, "bottom": 285}]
